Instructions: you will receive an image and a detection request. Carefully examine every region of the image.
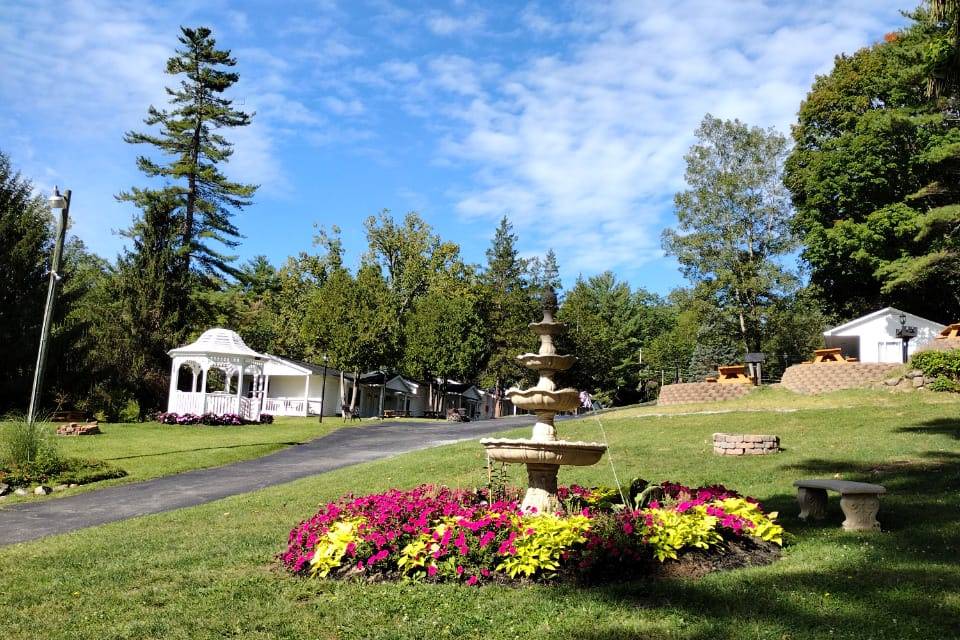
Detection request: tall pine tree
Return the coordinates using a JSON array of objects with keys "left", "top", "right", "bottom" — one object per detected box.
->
[{"left": 120, "top": 26, "right": 257, "bottom": 286}]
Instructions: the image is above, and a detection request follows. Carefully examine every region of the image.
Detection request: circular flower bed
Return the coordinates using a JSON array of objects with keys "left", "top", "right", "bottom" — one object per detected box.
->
[{"left": 280, "top": 480, "right": 785, "bottom": 585}]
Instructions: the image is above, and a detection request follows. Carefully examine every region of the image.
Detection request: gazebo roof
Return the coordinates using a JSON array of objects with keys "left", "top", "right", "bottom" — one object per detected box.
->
[{"left": 168, "top": 328, "right": 266, "bottom": 360}]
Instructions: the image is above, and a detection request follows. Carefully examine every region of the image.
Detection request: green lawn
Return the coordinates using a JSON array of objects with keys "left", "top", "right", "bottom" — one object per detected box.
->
[
  {"left": 1, "top": 390, "right": 958, "bottom": 639},
  {"left": 0, "top": 415, "right": 440, "bottom": 504}
]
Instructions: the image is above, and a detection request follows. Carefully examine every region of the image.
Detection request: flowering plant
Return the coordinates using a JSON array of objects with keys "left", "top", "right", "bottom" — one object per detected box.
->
[
  {"left": 281, "top": 480, "right": 785, "bottom": 585},
  {"left": 154, "top": 412, "right": 272, "bottom": 426}
]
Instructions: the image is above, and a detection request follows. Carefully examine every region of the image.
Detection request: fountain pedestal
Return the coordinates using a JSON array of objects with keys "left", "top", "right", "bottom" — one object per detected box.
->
[{"left": 480, "top": 288, "right": 607, "bottom": 513}]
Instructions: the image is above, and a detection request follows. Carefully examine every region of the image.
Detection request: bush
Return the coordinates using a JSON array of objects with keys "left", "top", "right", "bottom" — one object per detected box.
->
[
  {"left": 118, "top": 399, "right": 141, "bottom": 423},
  {"left": 280, "top": 481, "right": 784, "bottom": 585},
  {"left": 911, "top": 350, "right": 960, "bottom": 381},
  {"left": 1, "top": 417, "right": 61, "bottom": 475},
  {"left": 928, "top": 375, "right": 960, "bottom": 393}
]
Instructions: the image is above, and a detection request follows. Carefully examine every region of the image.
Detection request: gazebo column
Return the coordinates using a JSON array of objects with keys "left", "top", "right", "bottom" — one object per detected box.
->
[
  {"left": 201, "top": 366, "right": 209, "bottom": 413},
  {"left": 303, "top": 374, "right": 310, "bottom": 416},
  {"left": 191, "top": 367, "right": 199, "bottom": 393},
  {"left": 167, "top": 357, "right": 181, "bottom": 412},
  {"left": 236, "top": 364, "right": 244, "bottom": 416}
]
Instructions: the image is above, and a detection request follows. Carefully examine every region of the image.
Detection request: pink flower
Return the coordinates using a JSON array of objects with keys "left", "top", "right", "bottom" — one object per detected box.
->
[
  {"left": 427, "top": 565, "right": 437, "bottom": 577},
  {"left": 466, "top": 575, "right": 478, "bottom": 586},
  {"left": 456, "top": 565, "right": 464, "bottom": 575}
]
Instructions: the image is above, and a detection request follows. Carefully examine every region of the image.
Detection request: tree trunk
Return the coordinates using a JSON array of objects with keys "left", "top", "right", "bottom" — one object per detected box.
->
[
  {"left": 349, "top": 370, "right": 360, "bottom": 416},
  {"left": 339, "top": 371, "right": 346, "bottom": 418}
]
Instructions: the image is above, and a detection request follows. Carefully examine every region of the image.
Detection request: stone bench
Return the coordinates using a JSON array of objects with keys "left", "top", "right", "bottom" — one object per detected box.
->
[{"left": 794, "top": 479, "right": 886, "bottom": 531}]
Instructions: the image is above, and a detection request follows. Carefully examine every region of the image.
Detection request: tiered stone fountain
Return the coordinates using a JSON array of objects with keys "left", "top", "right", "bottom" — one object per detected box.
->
[{"left": 480, "top": 288, "right": 607, "bottom": 513}]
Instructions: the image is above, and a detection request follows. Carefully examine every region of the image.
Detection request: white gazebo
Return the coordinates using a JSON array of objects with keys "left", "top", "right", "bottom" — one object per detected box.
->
[{"left": 166, "top": 328, "right": 267, "bottom": 420}]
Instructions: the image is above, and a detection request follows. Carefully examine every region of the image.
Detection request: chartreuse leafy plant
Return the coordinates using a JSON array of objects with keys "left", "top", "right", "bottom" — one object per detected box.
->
[
  {"left": 310, "top": 518, "right": 364, "bottom": 577},
  {"left": 497, "top": 514, "right": 591, "bottom": 579},
  {"left": 640, "top": 506, "right": 723, "bottom": 562}
]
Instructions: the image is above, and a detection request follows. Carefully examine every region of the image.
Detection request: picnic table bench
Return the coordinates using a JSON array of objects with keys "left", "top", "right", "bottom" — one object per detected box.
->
[
  {"left": 50, "top": 410, "right": 92, "bottom": 423},
  {"left": 938, "top": 323, "right": 960, "bottom": 339},
  {"left": 717, "top": 365, "right": 753, "bottom": 385},
  {"left": 794, "top": 479, "right": 886, "bottom": 531}
]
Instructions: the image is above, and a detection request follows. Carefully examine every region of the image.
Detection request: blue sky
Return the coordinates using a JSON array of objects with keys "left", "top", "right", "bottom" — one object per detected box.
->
[{"left": 1, "top": 0, "right": 909, "bottom": 294}]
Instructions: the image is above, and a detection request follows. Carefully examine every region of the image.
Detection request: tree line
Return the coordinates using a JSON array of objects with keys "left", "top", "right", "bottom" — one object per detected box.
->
[{"left": 2, "top": 3, "right": 959, "bottom": 418}]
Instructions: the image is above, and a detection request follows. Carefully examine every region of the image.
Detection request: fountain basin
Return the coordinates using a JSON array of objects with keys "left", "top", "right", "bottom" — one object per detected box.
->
[
  {"left": 515, "top": 354, "right": 576, "bottom": 372},
  {"left": 480, "top": 438, "right": 607, "bottom": 466},
  {"left": 506, "top": 388, "right": 580, "bottom": 412}
]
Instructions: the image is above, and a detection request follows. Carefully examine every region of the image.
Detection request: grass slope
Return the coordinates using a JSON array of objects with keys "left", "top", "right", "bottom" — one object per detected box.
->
[
  {"left": 0, "top": 416, "right": 427, "bottom": 504},
  {"left": 1, "top": 390, "right": 958, "bottom": 639}
]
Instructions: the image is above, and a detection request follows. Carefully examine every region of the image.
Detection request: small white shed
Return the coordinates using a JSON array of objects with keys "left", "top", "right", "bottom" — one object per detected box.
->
[{"left": 823, "top": 307, "right": 945, "bottom": 363}]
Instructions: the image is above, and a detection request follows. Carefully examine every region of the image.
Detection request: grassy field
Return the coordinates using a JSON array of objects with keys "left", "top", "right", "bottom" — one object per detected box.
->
[
  {"left": 0, "top": 415, "right": 439, "bottom": 504},
  {"left": 1, "top": 389, "right": 958, "bottom": 639}
]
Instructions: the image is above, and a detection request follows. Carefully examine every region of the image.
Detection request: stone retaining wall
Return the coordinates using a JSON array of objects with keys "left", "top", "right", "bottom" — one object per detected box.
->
[
  {"left": 780, "top": 362, "right": 901, "bottom": 395},
  {"left": 713, "top": 433, "right": 780, "bottom": 456},
  {"left": 657, "top": 382, "right": 755, "bottom": 406}
]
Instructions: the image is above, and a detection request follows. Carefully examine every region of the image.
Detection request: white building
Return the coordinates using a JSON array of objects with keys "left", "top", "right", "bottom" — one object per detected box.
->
[
  {"left": 165, "top": 328, "right": 509, "bottom": 420},
  {"left": 822, "top": 307, "right": 945, "bottom": 363}
]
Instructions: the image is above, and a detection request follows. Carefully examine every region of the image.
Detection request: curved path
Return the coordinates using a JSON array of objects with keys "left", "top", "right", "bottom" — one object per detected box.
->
[{"left": 0, "top": 416, "right": 534, "bottom": 547}]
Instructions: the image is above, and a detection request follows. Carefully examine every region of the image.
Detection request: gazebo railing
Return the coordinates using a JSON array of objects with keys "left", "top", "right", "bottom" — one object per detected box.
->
[{"left": 263, "top": 397, "right": 307, "bottom": 416}]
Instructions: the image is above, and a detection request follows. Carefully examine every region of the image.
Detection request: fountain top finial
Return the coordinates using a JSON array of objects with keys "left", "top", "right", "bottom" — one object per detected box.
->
[{"left": 542, "top": 287, "right": 558, "bottom": 313}]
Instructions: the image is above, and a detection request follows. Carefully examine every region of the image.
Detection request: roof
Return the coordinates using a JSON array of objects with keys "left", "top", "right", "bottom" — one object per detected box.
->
[
  {"left": 262, "top": 354, "right": 347, "bottom": 377},
  {"left": 823, "top": 307, "right": 946, "bottom": 336},
  {"left": 169, "top": 328, "right": 266, "bottom": 359}
]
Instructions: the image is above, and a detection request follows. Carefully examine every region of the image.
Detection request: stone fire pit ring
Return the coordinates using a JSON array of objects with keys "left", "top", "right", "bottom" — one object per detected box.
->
[{"left": 713, "top": 433, "right": 779, "bottom": 456}]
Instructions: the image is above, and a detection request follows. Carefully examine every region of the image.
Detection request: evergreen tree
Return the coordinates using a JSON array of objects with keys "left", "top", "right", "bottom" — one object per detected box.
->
[
  {"left": 0, "top": 151, "right": 51, "bottom": 413},
  {"left": 120, "top": 26, "right": 256, "bottom": 286},
  {"left": 479, "top": 217, "right": 537, "bottom": 408}
]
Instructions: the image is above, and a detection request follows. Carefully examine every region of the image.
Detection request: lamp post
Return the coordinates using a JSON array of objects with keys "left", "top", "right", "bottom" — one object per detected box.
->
[
  {"left": 378, "top": 366, "right": 386, "bottom": 420},
  {"left": 896, "top": 312, "right": 917, "bottom": 364},
  {"left": 27, "top": 187, "right": 71, "bottom": 425},
  {"left": 318, "top": 353, "right": 328, "bottom": 423}
]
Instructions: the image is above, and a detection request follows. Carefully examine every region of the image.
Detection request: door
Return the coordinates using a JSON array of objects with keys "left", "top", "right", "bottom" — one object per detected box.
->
[{"left": 877, "top": 341, "right": 901, "bottom": 363}]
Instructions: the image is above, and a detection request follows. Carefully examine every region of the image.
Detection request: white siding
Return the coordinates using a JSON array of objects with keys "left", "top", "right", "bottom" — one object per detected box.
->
[
  {"left": 265, "top": 374, "right": 342, "bottom": 416},
  {"left": 826, "top": 310, "right": 944, "bottom": 363}
]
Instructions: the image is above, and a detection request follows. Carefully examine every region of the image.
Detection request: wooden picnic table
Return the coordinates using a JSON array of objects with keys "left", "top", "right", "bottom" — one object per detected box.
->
[
  {"left": 938, "top": 323, "right": 960, "bottom": 339},
  {"left": 716, "top": 365, "right": 753, "bottom": 385},
  {"left": 812, "top": 348, "right": 845, "bottom": 363}
]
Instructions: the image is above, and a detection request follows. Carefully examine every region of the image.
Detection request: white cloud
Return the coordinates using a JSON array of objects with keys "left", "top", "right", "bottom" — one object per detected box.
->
[
  {"left": 406, "top": 0, "right": 907, "bottom": 278},
  {"left": 426, "top": 11, "right": 486, "bottom": 36}
]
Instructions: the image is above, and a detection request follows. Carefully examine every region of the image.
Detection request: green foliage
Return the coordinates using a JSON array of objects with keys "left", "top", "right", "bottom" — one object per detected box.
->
[
  {"left": 1, "top": 418, "right": 60, "bottom": 472},
  {"left": 557, "top": 272, "right": 669, "bottom": 403},
  {"left": 928, "top": 375, "right": 960, "bottom": 392},
  {"left": 120, "top": 26, "right": 257, "bottom": 285},
  {"left": 911, "top": 349, "right": 960, "bottom": 379},
  {"left": 478, "top": 217, "right": 538, "bottom": 394},
  {"left": 785, "top": 15, "right": 960, "bottom": 321},
  {"left": 663, "top": 114, "right": 797, "bottom": 353},
  {"left": 402, "top": 287, "right": 485, "bottom": 384},
  {"left": 639, "top": 506, "right": 723, "bottom": 562},
  {"left": 0, "top": 151, "right": 51, "bottom": 414},
  {"left": 496, "top": 514, "right": 591, "bottom": 578}
]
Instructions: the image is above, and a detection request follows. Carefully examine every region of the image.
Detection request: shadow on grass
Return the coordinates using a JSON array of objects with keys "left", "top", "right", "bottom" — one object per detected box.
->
[
  {"left": 104, "top": 441, "right": 305, "bottom": 461},
  {"left": 555, "top": 417, "right": 960, "bottom": 639},
  {"left": 896, "top": 417, "right": 960, "bottom": 440}
]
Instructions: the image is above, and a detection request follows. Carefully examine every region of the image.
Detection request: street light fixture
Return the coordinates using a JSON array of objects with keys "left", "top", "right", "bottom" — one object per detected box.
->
[
  {"left": 27, "top": 187, "right": 72, "bottom": 424},
  {"left": 896, "top": 311, "right": 917, "bottom": 364}
]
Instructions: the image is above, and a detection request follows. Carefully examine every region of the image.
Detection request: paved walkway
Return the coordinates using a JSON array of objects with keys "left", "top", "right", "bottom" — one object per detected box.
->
[{"left": 0, "top": 416, "right": 534, "bottom": 547}]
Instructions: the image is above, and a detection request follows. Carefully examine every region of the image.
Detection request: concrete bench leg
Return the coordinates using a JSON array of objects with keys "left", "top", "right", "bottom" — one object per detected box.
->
[
  {"left": 840, "top": 493, "right": 881, "bottom": 532},
  {"left": 797, "top": 487, "right": 828, "bottom": 521}
]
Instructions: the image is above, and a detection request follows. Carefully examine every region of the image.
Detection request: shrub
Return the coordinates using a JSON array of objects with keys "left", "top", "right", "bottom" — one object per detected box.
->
[
  {"left": 928, "top": 375, "right": 960, "bottom": 393},
  {"left": 1, "top": 417, "right": 61, "bottom": 474},
  {"left": 281, "top": 481, "right": 784, "bottom": 585},
  {"left": 911, "top": 350, "right": 960, "bottom": 381}
]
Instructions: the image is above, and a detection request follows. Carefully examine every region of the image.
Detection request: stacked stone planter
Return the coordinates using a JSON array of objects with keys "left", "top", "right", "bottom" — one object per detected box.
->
[
  {"left": 713, "top": 433, "right": 780, "bottom": 456},
  {"left": 881, "top": 369, "right": 929, "bottom": 391},
  {"left": 657, "top": 382, "right": 755, "bottom": 406},
  {"left": 780, "top": 362, "right": 900, "bottom": 395}
]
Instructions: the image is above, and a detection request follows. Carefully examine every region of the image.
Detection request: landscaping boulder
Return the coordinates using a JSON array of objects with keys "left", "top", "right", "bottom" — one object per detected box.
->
[
  {"left": 0, "top": 482, "right": 10, "bottom": 496},
  {"left": 34, "top": 485, "right": 52, "bottom": 495},
  {"left": 14, "top": 488, "right": 29, "bottom": 496}
]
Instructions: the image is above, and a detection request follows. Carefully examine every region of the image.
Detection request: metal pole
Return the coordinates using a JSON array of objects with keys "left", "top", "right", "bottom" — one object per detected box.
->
[
  {"left": 27, "top": 190, "right": 70, "bottom": 425},
  {"left": 378, "top": 370, "right": 386, "bottom": 419},
  {"left": 318, "top": 358, "right": 327, "bottom": 423}
]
